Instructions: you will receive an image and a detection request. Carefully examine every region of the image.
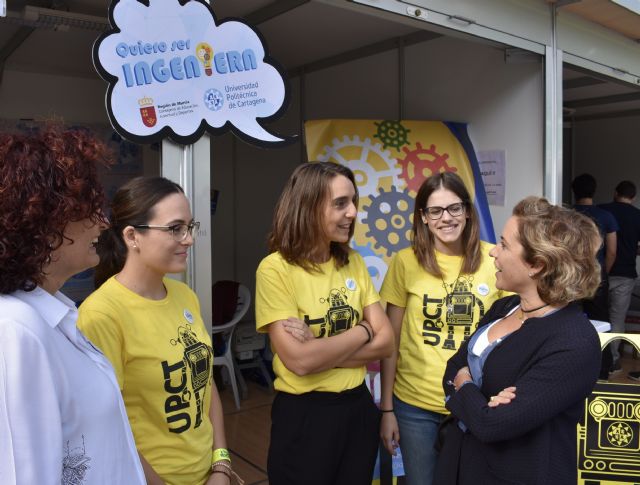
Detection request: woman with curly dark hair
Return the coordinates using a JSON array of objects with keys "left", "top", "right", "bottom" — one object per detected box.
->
[{"left": 0, "top": 127, "right": 145, "bottom": 484}]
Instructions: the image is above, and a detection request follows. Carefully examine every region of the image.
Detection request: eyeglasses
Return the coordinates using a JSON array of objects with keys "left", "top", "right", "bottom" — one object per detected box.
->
[
  {"left": 133, "top": 221, "right": 200, "bottom": 241},
  {"left": 422, "top": 202, "right": 466, "bottom": 220}
]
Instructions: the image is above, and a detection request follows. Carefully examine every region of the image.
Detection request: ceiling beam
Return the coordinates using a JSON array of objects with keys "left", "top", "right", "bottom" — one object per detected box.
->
[
  {"left": 564, "top": 91, "right": 640, "bottom": 108},
  {"left": 565, "top": 63, "right": 640, "bottom": 90},
  {"left": 554, "top": 0, "right": 582, "bottom": 6},
  {"left": 288, "top": 29, "right": 441, "bottom": 78},
  {"left": 245, "top": 0, "right": 311, "bottom": 25},
  {"left": 563, "top": 76, "right": 606, "bottom": 90},
  {"left": 567, "top": 108, "right": 640, "bottom": 121}
]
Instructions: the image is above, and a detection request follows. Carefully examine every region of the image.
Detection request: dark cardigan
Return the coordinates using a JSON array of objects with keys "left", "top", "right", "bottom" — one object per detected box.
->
[{"left": 434, "top": 295, "right": 601, "bottom": 485}]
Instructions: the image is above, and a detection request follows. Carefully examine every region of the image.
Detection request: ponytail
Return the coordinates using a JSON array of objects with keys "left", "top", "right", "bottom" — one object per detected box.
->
[{"left": 94, "top": 226, "right": 127, "bottom": 288}]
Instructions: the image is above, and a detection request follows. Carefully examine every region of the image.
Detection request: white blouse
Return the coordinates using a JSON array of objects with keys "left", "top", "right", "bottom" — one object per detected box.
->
[{"left": 0, "top": 288, "right": 145, "bottom": 485}]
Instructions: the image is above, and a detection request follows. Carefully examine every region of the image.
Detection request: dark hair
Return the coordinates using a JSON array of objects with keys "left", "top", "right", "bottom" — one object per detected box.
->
[
  {"left": 513, "top": 197, "right": 601, "bottom": 304},
  {"left": 571, "top": 173, "right": 596, "bottom": 200},
  {"left": 615, "top": 180, "right": 637, "bottom": 199},
  {"left": 412, "top": 172, "right": 481, "bottom": 277},
  {"left": 94, "top": 176, "right": 184, "bottom": 287},
  {"left": 0, "top": 126, "right": 111, "bottom": 294},
  {"left": 267, "top": 162, "right": 358, "bottom": 272}
]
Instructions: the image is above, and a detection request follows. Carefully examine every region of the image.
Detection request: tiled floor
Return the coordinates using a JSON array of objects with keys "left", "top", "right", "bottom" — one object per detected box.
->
[{"left": 220, "top": 380, "right": 274, "bottom": 485}]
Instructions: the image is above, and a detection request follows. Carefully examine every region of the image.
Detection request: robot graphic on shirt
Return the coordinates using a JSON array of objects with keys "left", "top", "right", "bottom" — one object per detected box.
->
[
  {"left": 422, "top": 276, "right": 486, "bottom": 350},
  {"left": 173, "top": 326, "right": 213, "bottom": 428},
  {"left": 440, "top": 278, "right": 485, "bottom": 350},
  {"left": 304, "top": 288, "right": 360, "bottom": 338}
]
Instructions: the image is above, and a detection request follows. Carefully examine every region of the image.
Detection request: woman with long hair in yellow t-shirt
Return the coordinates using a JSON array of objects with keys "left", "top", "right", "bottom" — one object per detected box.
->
[
  {"left": 379, "top": 172, "right": 503, "bottom": 485},
  {"left": 78, "top": 176, "right": 235, "bottom": 485},
  {"left": 255, "top": 162, "right": 394, "bottom": 485}
]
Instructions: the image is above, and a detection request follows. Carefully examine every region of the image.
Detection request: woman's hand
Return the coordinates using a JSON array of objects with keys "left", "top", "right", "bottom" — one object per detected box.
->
[
  {"left": 206, "top": 471, "right": 231, "bottom": 485},
  {"left": 488, "top": 386, "right": 517, "bottom": 408},
  {"left": 380, "top": 412, "right": 400, "bottom": 456},
  {"left": 281, "top": 317, "right": 314, "bottom": 342},
  {"left": 453, "top": 366, "right": 473, "bottom": 391}
]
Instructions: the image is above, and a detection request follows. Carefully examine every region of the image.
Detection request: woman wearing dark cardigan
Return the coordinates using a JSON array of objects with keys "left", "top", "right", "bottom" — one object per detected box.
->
[{"left": 434, "top": 196, "right": 602, "bottom": 485}]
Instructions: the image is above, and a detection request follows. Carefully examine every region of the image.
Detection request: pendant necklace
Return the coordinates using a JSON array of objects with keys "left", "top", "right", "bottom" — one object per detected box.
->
[
  {"left": 517, "top": 302, "right": 549, "bottom": 323},
  {"left": 441, "top": 270, "right": 463, "bottom": 315}
]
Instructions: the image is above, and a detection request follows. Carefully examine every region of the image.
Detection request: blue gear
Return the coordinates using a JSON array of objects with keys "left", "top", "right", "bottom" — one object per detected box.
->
[
  {"left": 362, "top": 186, "right": 414, "bottom": 257},
  {"left": 350, "top": 241, "right": 378, "bottom": 258}
]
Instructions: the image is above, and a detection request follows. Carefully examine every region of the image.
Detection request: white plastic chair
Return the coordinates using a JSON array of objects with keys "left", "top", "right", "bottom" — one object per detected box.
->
[{"left": 212, "top": 284, "right": 250, "bottom": 409}]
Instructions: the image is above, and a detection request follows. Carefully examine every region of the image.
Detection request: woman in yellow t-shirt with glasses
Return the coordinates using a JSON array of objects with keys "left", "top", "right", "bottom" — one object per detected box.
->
[
  {"left": 78, "top": 176, "right": 236, "bottom": 485},
  {"left": 255, "top": 162, "right": 394, "bottom": 485},
  {"left": 379, "top": 172, "right": 503, "bottom": 485}
]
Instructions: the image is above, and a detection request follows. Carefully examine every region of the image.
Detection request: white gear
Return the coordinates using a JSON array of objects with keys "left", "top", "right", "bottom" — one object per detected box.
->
[{"left": 318, "top": 135, "right": 403, "bottom": 199}]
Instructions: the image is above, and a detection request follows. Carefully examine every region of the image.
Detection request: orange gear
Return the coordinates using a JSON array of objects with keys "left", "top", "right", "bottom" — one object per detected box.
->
[{"left": 397, "top": 142, "right": 457, "bottom": 193}]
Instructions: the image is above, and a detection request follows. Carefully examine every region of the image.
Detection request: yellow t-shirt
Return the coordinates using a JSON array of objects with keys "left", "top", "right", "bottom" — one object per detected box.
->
[
  {"left": 380, "top": 242, "right": 504, "bottom": 414},
  {"left": 78, "top": 277, "right": 213, "bottom": 485},
  {"left": 255, "top": 251, "right": 379, "bottom": 394}
]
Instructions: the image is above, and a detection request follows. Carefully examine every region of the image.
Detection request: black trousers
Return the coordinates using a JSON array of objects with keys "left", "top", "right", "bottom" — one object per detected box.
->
[{"left": 268, "top": 382, "right": 381, "bottom": 485}]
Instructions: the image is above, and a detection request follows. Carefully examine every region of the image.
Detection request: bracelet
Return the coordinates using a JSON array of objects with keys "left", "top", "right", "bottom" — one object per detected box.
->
[
  {"left": 356, "top": 322, "right": 372, "bottom": 343},
  {"left": 380, "top": 409, "right": 394, "bottom": 413},
  {"left": 212, "top": 448, "right": 230, "bottom": 464},
  {"left": 211, "top": 469, "right": 231, "bottom": 478},
  {"left": 211, "top": 460, "right": 245, "bottom": 485}
]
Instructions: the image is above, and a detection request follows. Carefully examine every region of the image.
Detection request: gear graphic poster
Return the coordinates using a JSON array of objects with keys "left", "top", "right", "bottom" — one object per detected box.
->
[{"left": 304, "top": 119, "right": 495, "bottom": 292}]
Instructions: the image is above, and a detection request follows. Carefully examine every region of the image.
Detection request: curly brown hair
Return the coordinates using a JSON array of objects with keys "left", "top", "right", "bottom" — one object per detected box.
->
[
  {"left": 0, "top": 126, "right": 112, "bottom": 294},
  {"left": 513, "top": 196, "right": 602, "bottom": 305}
]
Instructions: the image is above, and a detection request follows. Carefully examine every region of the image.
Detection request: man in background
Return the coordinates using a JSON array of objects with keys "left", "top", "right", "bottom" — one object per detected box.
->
[
  {"left": 600, "top": 180, "right": 640, "bottom": 376},
  {"left": 572, "top": 174, "right": 618, "bottom": 378}
]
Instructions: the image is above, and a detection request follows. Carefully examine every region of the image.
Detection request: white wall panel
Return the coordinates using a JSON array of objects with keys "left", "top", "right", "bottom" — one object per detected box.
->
[{"left": 403, "top": 36, "right": 544, "bottom": 231}]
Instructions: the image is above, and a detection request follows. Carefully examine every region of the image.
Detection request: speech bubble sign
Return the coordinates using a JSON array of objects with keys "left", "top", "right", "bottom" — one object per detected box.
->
[{"left": 94, "top": 0, "right": 294, "bottom": 146}]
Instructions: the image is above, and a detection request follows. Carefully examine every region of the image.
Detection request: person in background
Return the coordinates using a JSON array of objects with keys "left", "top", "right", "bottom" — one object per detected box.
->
[
  {"left": 572, "top": 173, "right": 618, "bottom": 318},
  {"left": 378, "top": 172, "right": 504, "bottom": 485},
  {"left": 571, "top": 173, "right": 618, "bottom": 378},
  {"left": 434, "top": 197, "right": 602, "bottom": 485},
  {"left": 0, "top": 127, "right": 145, "bottom": 484},
  {"left": 78, "top": 177, "right": 236, "bottom": 485},
  {"left": 255, "top": 162, "right": 394, "bottom": 485},
  {"left": 600, "top": 181, "right": 640, "bottom": 375}
]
